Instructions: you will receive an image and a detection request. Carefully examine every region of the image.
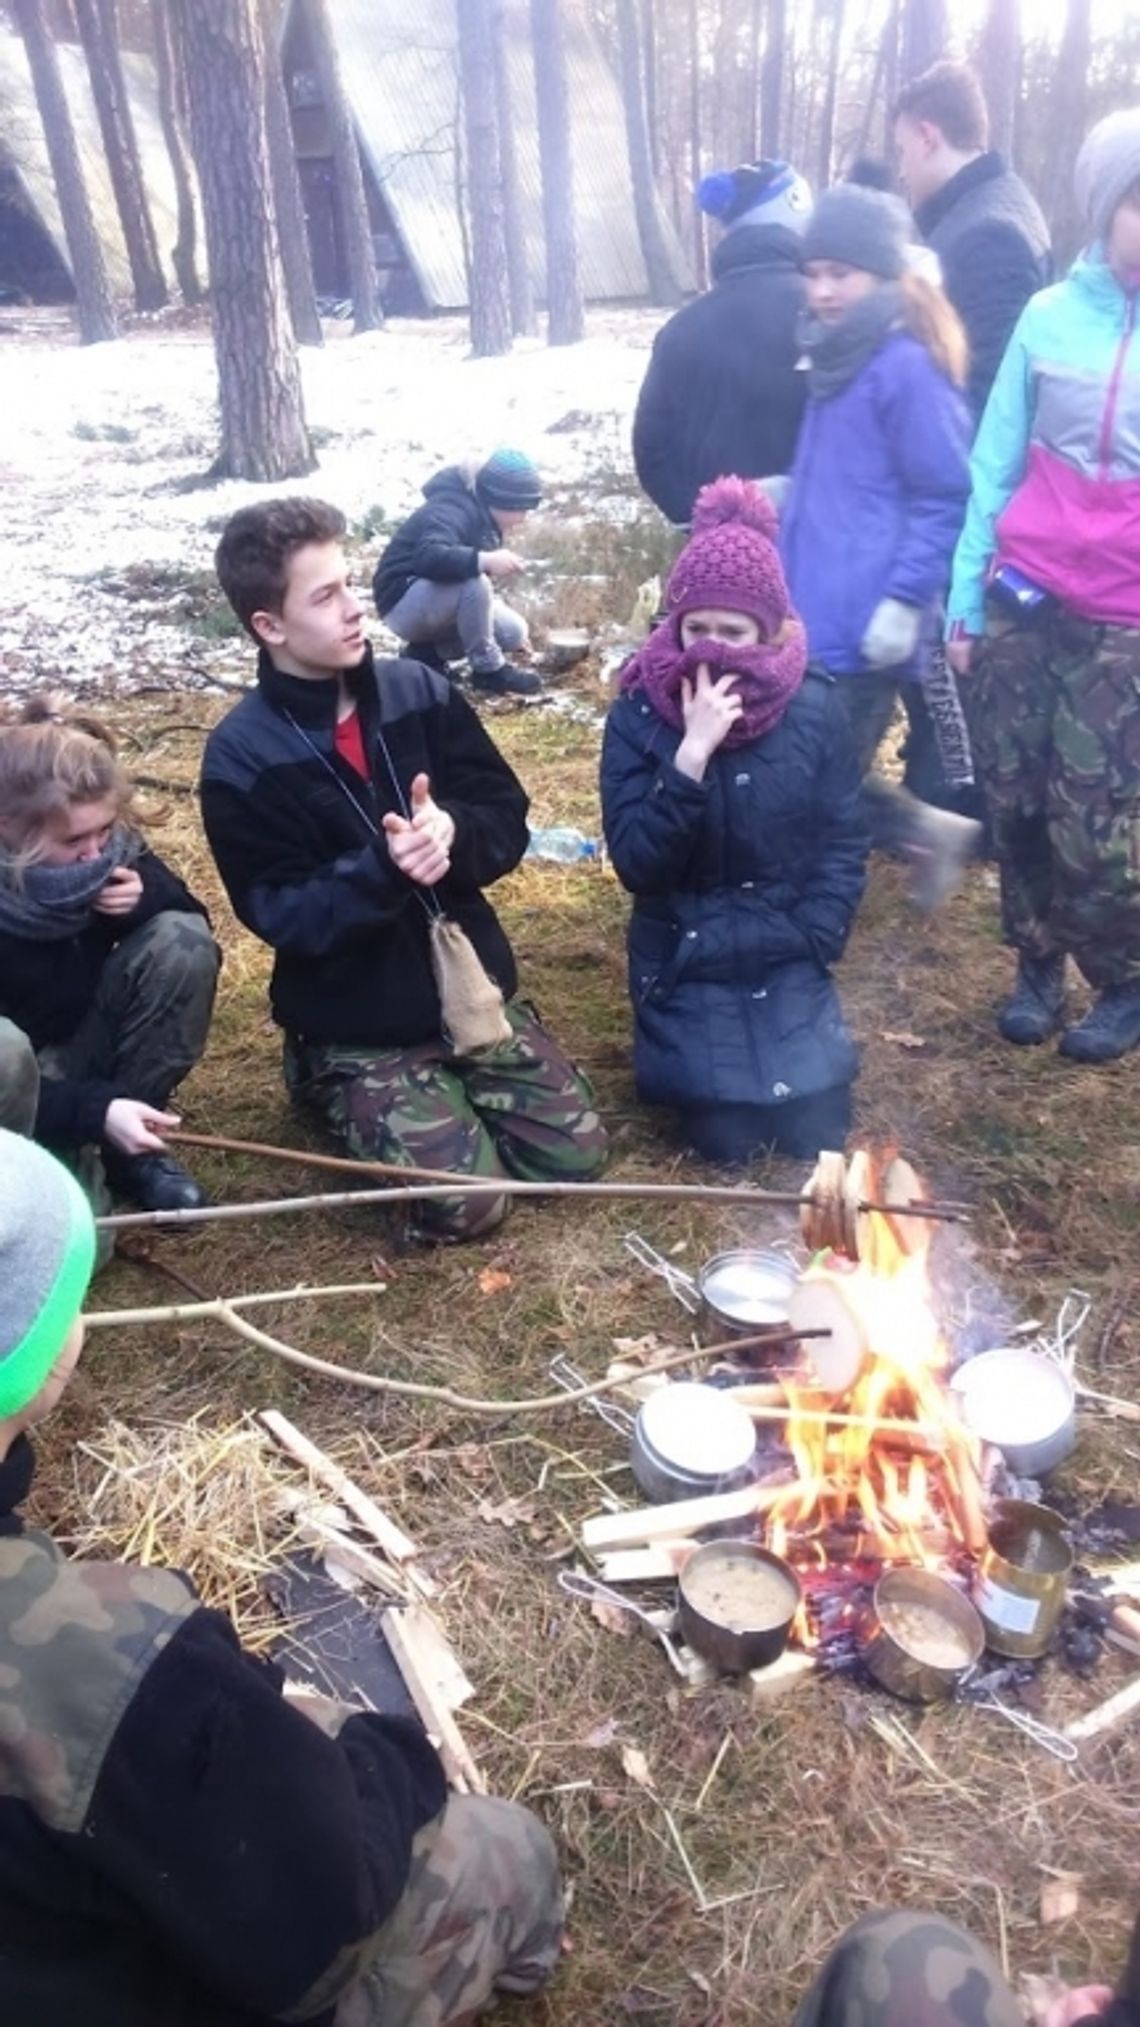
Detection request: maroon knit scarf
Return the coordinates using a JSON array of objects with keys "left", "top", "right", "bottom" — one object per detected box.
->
[{"left": 619, "top": 619, "right": 808, "bottom": 748}]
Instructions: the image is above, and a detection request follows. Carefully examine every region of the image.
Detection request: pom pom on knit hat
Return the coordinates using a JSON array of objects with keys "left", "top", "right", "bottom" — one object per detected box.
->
[
  {"left": 665, "top": 475, "right": 795, "bottom": 638},
  {"left": 698, "top": 160, "right": 812, "bottom": 235},
  {"left": 475, "top": 447, "right": 542, "bottom": 512},
  {"left": 0, "top": 1129, "right": 94, "bottom": 1420},
  {"left": 1075, "top": 106, "right": 1140, "bottom": 243}
]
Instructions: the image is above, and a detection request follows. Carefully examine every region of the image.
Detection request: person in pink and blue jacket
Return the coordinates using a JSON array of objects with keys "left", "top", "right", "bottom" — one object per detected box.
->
[{"left": 946, "top": 108, "right": 1140, "bottom": 1063}]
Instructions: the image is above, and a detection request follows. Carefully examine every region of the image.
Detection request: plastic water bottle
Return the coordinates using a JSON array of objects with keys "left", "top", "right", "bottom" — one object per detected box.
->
[{"left": 525, "top": 827, "right": 598, "bottom": 864}]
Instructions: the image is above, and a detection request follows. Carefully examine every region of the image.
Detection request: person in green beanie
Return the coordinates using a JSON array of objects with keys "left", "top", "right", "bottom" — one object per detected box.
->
[{"left": 0, "top": 1127, "right": 563, "bottom": 2024}]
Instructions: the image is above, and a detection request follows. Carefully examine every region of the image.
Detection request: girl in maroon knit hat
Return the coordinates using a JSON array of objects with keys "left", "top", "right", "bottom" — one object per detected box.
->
[{"left": 600, "top": 476, "right": 869, "bottom": 1164}]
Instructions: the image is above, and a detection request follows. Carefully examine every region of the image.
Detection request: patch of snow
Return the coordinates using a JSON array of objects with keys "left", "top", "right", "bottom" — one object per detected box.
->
[{"left": 0, "top": 309, "right": 659, "bottom": 693}]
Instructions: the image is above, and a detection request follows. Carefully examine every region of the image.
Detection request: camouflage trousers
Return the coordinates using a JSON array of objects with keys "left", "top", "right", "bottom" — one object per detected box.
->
[
  {"left": 335, "top": 1794, "right": 563, "bottom": 2027},
  {"left": 974, "top": 605, "right": 1140, "bottom": 986},
  {"left": 0, "top": 909, "right": 219, "bottom": 1236},
  {"left": 284, "top": 1000, "right": 608, "bottom": 1241},
  {"left": 792, "top": 1910, "right": 1024, "bottom": 2027}
]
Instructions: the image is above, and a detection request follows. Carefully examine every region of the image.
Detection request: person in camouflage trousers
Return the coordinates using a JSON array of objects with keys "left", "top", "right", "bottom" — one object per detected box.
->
[
  {"left": 793, "top": 1907, "right": 1133, "bottom": 2027},
  {"left": 286, "top": 999, "right": 607, "bottom": 1242},
  {"left": 0, "top": 1127, "right": 565, "bottom": 2025},
  {"left": 972, "top": 608, "right": 1140, "bottom": 1048},
  {"left": 946, "top": 109, "right": 1140, "bottom": 1061},
  {"left": 0, "top": 700, "right": 218, "bottom": 1214},
  {"left": 203, "top": 498, "right": 607, "bottom": 1244}
]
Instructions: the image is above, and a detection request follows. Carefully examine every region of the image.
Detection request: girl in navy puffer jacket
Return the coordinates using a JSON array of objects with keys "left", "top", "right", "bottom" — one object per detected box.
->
[
  {"left": 780, "top": 185, "right": 976, "bottom": 908},
  {"left": 601, "top": 478, "right": 868, "bottom": 1164}
]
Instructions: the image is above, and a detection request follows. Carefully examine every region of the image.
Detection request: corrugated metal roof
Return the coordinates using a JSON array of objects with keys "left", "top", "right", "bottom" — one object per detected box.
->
[
  {"left": 321, "top": 0, "right": 691, "bottom": 309},
  {"left": 0, "top": 28, "right": 183, "bottom": 298}
]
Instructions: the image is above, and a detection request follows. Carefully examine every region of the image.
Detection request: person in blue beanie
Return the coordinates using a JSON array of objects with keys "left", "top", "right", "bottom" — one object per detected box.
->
[
  {"left": 373, "top": 450, "right": 541, "bottom": 698},
  {"left": 633, "top": 160, "right": 812, "bottom": 526}
]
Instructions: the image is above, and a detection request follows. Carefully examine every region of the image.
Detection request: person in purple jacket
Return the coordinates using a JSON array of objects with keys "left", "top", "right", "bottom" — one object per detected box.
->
[{"left": 779, "top": 185, "right": 978, "bottom": 909}]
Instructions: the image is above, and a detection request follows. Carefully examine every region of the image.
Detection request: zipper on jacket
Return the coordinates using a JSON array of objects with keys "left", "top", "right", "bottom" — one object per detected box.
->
[{"left": 1097, "top": 292, "right": 1138, "bottom": 480}]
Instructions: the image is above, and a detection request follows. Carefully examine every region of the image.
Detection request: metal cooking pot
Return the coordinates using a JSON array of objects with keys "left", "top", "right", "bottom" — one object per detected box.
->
[
  {"left": 972, "top": 1499, "right": 1073, "bottom": 1660},
  {"left": 860, "top": 1566, "right": 985, "bottom": 1704},
  {"left": 952, "top": 1347, "right": 1076, "bottom": 1478},
  {"left": 630, "top": 1382, "right": 760, "bottom": 1505},
  {"left": 625, "top": 1233, "right": 798, "bottom": 1346},
  {"left": 677, "top": 1538, "right": 801, "bottom": 1673}
]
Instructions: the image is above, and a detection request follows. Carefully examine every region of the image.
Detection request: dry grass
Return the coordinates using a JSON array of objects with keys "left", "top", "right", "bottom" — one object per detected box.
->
[{"left": 28, "top": 597, "right": 1140, "bottom": 2022}]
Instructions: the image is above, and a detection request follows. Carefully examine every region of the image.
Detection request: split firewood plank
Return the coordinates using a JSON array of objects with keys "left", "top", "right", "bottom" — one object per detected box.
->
[
  {"left": 402, "top": 1605, "right": 476, "bottom": 1712},
  {"left": 596, "top": 1543, "right": 695, "bottom": 1583},
  {"left": 382, "top": 1607, "right": 485, "bottom": 1794},
  {"left": 259, "top": 1410, "right": 435, "bottom": 1596},
  {"left": 581, "top": 1476, "right": 815, "bottom": 1553},
  {"left": 1065, "top": 1670, "right": 1140, "bottom": 1743},
  {"left": 748, "top": 1649, "right": 817, "bottom": 1704},
  {"left": 296, "top": 1515, "right": 410, "bottom": 1599}
]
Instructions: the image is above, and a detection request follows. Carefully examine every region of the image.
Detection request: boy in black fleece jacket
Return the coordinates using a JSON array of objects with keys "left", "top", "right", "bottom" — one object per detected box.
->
[
  {"left": 0, "top": 1127, "right": 563, "bottom": 2026},
  {"left": 372, "top": 450, "right": 541, "bottom": 696},
  {"left": 203, "top": 497, "right": 606, "bottom": 1241}
]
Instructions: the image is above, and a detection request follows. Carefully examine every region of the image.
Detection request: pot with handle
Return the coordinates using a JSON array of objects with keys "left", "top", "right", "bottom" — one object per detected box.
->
[{"left": 624, "top": 1232, "right": 798, "bottom": 1347}]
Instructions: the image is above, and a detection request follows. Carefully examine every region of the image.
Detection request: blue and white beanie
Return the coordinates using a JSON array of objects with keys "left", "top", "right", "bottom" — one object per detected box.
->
[{"left": 698, "top": 160, "right": 813, "bottom": 237}]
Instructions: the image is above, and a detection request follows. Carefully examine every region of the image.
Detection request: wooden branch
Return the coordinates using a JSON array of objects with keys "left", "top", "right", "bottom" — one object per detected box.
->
[
  {"left": 382, "top": 1607, "right": 485, "bottom": 1794},
  {"left": 1065, "top": 1670, "right": 1140, "bottom": 1744},
  {"left": 84, "top": 1282, "right": 386, "bottom": 1328},
  {"left": 581, "top": 1476, "right": 819, "bottom": 1553},
  {"left": 259, "top": 1410, "right": 429, "bottom": 1588},
  {"left": 743, "top": 1403, "right": 945, "bottom": 1448}
]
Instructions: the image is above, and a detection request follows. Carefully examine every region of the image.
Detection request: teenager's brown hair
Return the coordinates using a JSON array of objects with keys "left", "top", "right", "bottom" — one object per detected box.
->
[
  {"left": 0, "top": 695, "right": 145, "bottom": 868},
  {"left": 214, "top": 496, "right": 347, "bottom": 639},
  {"left": 899, "top": 270, "right": 970, "bottom": 387},
  {"left": 893, "top": 61, "right": 990, "bottom": 154}
]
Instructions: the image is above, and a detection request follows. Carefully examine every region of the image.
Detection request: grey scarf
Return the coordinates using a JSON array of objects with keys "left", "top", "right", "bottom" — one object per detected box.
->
[
  {"left": 0, "top": 826, "right": 139, "bottom": 941},
  {"left": 797, "top": 285, "right": 906, "bottom": 399}
]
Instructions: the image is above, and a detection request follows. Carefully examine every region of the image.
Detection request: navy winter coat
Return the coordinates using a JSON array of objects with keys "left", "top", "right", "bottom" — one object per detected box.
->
[
  {"left": 632, "top": 225, "right": 808, "bottom": 526},
  {"left": 915, "top": 152, "right": 1052, "bottom": 422},
  {"left": 600, "top": 674, "right": 868, "bottom": 1111},
  {"left": 779, "top": 331, "right": 972, "bottom": 679}
]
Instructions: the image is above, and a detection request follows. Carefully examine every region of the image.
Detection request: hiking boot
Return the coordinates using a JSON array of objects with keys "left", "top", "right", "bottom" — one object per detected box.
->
[
  {"left": 104, "top": 1150, "right": 207, "bottom": 1211},
  {"left": 470, "top": 661, "right": 541, "bottom": 698},
  {"left": 1059, "top": 982, "right": 1140, "bottom": 1063},
  {"left": 998, "top": 954, "right": 1067, "bottom": 1045},
  {"left": 905, "top": 806, "right": 982, "bottom": 911}
]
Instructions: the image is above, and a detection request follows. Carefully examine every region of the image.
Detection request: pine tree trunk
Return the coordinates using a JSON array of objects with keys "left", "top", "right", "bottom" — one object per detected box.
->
[
  {"left": 14, "top": 0, "right": 119, "bottom": 341},
  {"left": 615, "top": 0, "right": 679, "bottom": 306},
  {"left": 978, "top": 0, "right": 1020, "bottom": 163},
  {"left": 456, "top": 0, "right": 512, "bottom": 356},
  {"left": 260, "top": 0, "right": 322, "bottom": 344},
  {"left": 170, "top": 0, "right": 314, "bottom": 479},
  {"left": 302, "top": 0, "right": 380, "bottom": 332},
  {"left": 492, "top": 0, "right": 535, "bottom": 336},
  {"left": 642, "top": 0, "right": 660, "bottom": 176},
  {"left": 1045, "top": 0, "right": 1091, "bottom": 264},
  {"left": 899, "top": 0, "right": 946, "bottom": 80},
  {"left": 152, "top": 0, "right": 203, "bottom": 303},
  {"left": 530, "top": 0, "right": 584, "bottom": 344},
  {"left": 688, "top": 0, "right": 706, "bottom": 288},
  {"left": 75, "top": 0, "right": 167, "bottom": 310},
  {"left": 759, "top": 0, "right": 786, "bottom": 156},
  {"left": 817, "top": 0, "right": 846, "bottom": 188}
]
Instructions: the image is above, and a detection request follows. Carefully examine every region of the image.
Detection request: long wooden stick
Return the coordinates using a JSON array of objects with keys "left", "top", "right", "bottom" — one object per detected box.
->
[
  {"left": 82, "top": 1295, "right": 817, "bottom": 1416},
  {"left": 258, "top": 1410, "right": 422, "bottom": 1569},
  {"left": 154, "top": 1127, "right": 965, "bottom": 1223},
  {"left": 743, "top": 1403, "right": 944, "bottom": 1444},
  {"left": 1065, "top": 1670, "right": 1140, "bottom": 1744},
  {"left": 84, "top": 1282, "right": 386, "bottom": 1326}
]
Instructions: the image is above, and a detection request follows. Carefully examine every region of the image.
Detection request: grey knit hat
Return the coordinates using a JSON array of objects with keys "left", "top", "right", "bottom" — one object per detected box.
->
[
  {"left": 475, "top": 448, "right": 541, "bottom": 512},
  {"left": 0, "top": 1129, "right": 94, "bottom": 1419},
  {"left": 1075, "top": 107, "right": 1140, "bottom": 243},
  {"left": 800, "top": 185, "right": 913, "bottom": 280}
]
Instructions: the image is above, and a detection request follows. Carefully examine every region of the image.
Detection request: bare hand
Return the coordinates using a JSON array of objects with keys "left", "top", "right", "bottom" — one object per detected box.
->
[
  {"left": 408, "top": 772, "right": 456, "bottom": 855},
  {"left": 383, "top": 776, "right": 452, "bottom": 886},
  {"left": 676, "top": 663, "right": 744, "bottom": 776},
  {"left": 946, "top": 638, "right": 974, "bottom": 678},
  {"left": 482, "top": 548, "right": 525, "bottom": 581},
  {"left": 1040, "top": 1986, "right": 1114, "bottom": 2027},
  {"left": 103, "top": 1097, "right": 180, "bottom": 1155},
  {"left": 92, "top": 866, "right": 144, "bottom": 916}
]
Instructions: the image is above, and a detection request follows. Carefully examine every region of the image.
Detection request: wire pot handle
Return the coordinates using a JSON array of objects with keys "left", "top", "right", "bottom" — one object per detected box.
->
[{"left": 623, "top": 1231, "right": 702, "bottom": 1313}]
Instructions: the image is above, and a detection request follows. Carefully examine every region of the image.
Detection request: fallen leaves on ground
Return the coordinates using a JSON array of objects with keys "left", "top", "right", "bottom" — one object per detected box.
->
[{"left": 477, "top": 1267, "right": 513, "bottom": 1296}]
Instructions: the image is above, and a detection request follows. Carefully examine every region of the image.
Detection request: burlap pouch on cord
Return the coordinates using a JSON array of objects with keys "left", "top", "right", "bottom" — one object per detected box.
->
[{"left": 429, "top": 916, "right": 512, "bottom": 1053}]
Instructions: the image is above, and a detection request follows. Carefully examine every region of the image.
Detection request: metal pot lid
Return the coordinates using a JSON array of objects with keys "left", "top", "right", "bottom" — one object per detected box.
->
[
  {"left": 699, "top": 1250, "right": 797, "bottom": 1325},
  {"left": 952, "top": 1348, "right": 1074, "bottom": 1448},
  {"left": 636, "top": 1382, "right": 757, "bottom": 1478}
]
